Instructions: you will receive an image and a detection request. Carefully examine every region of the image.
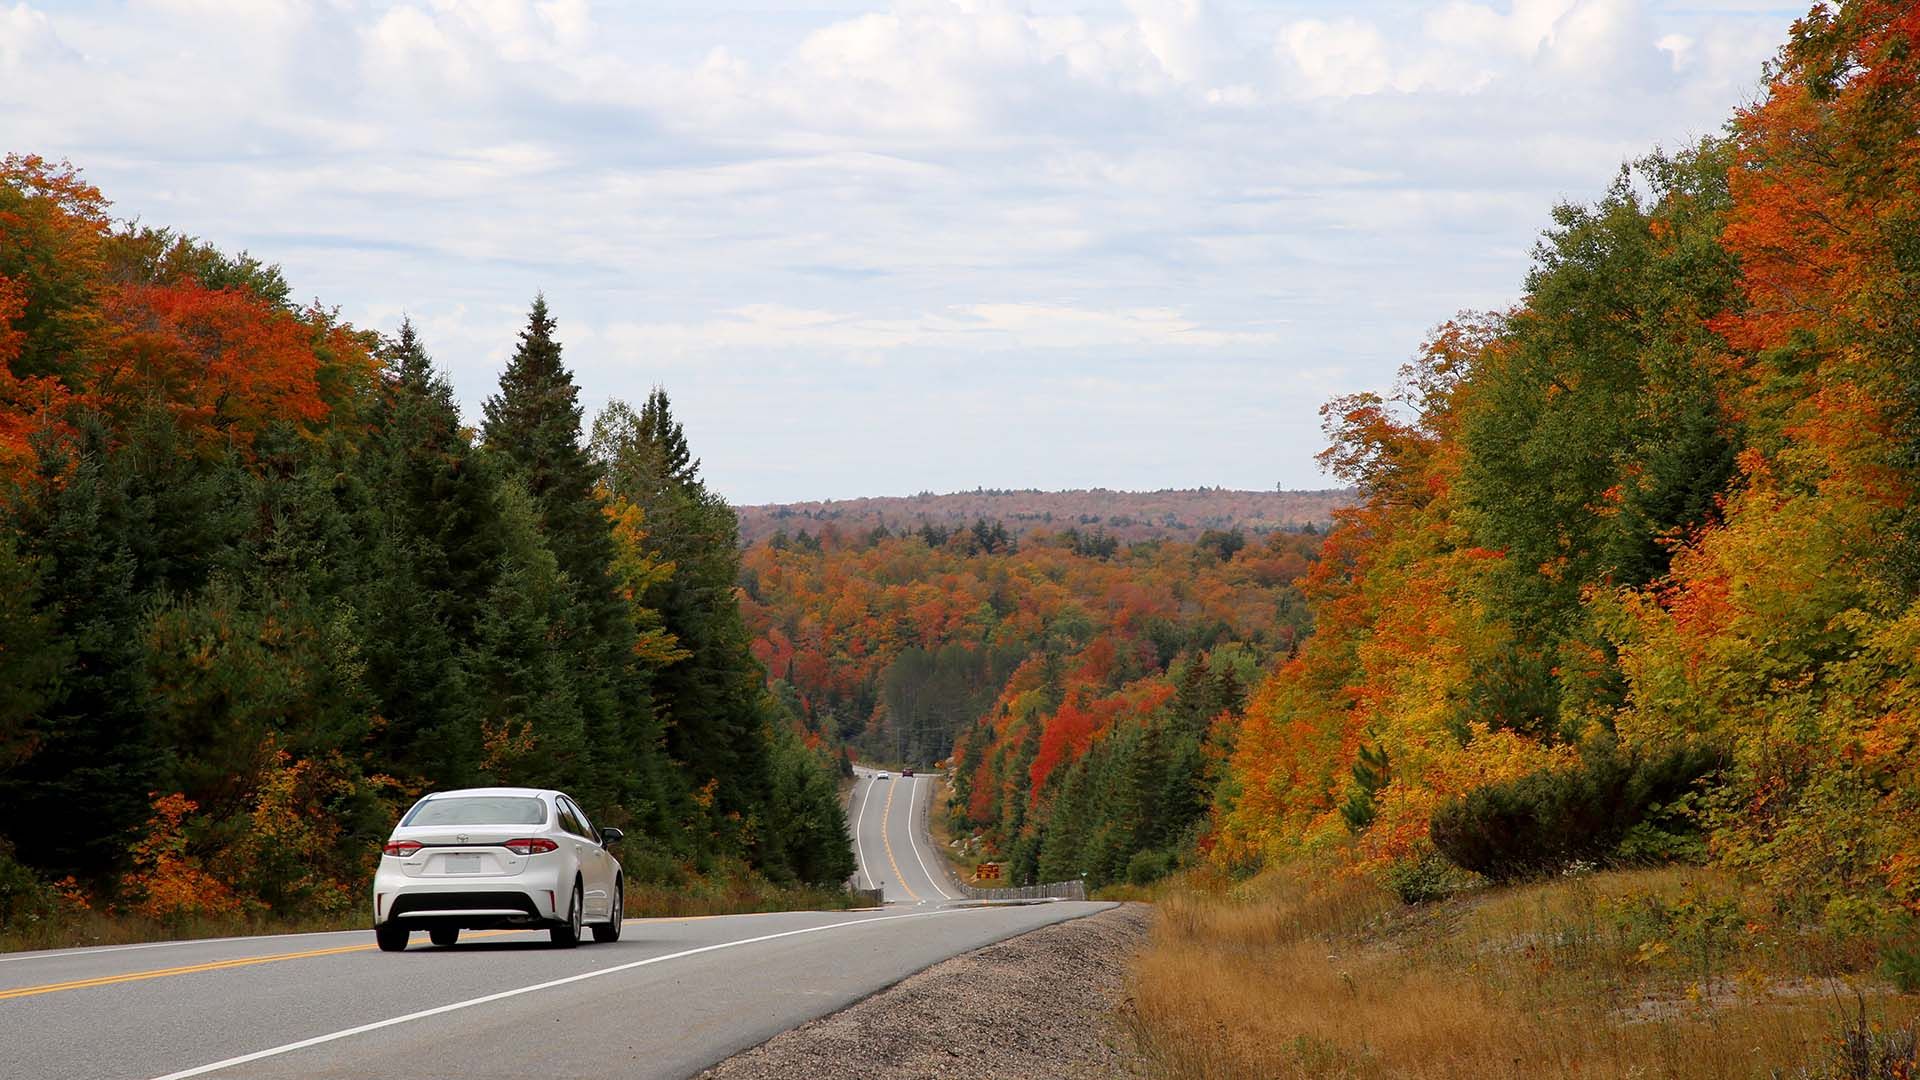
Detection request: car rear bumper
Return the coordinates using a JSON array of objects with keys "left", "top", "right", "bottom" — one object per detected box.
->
[{"left": 373, "top": 862, "right": 569, "bottom": 928}]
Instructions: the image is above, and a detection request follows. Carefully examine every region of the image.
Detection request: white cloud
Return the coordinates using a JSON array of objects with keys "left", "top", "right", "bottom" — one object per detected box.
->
[
  {"left": 1280, "top": 19, "right": 1395, "bottom": 98},
  {"left": 607, "top": 301, "right": 1286, "bottom": 354},
  {"left": 1, "top": 0, "right": 1795, "bottom": 501},
  {"left": 0, "top": 3, "right": 71, "bottom": 68}
]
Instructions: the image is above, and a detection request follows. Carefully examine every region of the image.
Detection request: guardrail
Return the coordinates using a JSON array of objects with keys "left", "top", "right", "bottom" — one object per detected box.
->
[{"left": 950, "top": 878, "right": 1088, "bottom": 902}]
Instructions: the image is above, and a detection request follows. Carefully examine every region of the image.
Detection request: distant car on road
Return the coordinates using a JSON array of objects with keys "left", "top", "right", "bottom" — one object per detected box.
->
[
  {"left": 902, "top": 768, "right": 915, "bottom": 777},
  {"left": 373, "top": 787, "right": 624, "bottom": 952},
  {"left": 875, "top": 771, "right": 890, "bottom": 781}
]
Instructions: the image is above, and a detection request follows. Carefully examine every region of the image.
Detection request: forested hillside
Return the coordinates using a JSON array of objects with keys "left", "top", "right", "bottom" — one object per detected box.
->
[
  {"left": 1200, "top": 0, "right": 1920, "bottom": 918},
  {"left": 736, "top": 487, "right": 1349, "bottom": 546},
  {"left": 739, "top": 522, "right": 1320, "bottom": 882},
  {"left": 0, "top": 157, "right": 852, "bottom": 927}
]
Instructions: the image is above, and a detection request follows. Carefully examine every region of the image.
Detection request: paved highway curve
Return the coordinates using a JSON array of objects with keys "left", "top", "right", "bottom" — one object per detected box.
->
[{"left": 3, "top": 769, "right": 1108, "bottom": 1080}]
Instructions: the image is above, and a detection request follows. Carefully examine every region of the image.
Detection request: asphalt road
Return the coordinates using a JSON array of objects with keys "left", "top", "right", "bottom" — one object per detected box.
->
[
  {"left": 847, "top": 766, "right": 965, "bottom": 905},
  {"left": 2, "top": 771, "right": 1106, "bottom": 1080}
]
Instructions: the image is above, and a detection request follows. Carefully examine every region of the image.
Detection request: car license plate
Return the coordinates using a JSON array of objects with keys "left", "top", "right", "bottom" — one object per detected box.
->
[{"left": 444, "top": 853, "right": 483, "bottom": 874}]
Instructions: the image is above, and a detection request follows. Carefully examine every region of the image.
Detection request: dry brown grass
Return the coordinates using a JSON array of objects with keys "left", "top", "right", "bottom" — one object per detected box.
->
[{"left": 1129, "top": 864, "right": 1920, "bottom": 1079}]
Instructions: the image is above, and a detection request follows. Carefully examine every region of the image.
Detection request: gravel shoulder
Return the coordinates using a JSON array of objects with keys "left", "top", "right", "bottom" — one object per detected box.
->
[{"left": 697, "top": 902, "right": 1152, "bottom": 1080}]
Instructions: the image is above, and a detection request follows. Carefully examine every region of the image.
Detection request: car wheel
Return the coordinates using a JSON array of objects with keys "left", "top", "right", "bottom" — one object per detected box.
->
[
  {"left": 429, "top": 926, "right": 459, "bottom": 947},
  {"left": 375, "top": 922, "right": 410, "bottom": 952},
  {"left": 591, "top": 880, "right": 622, "bottom": 943},
  {"left": 551, "top": 881, "right": 582, "bottom": 948}
]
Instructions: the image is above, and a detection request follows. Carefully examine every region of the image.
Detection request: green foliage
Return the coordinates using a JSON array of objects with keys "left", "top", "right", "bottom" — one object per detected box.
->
[
  {"left": 1430, "top": 741, "right": 1720, "bottom": 882},
  {"left": 1340, "top": 742, "right": 1390, "bottom": 833},
  {"left": 0, "top": 837, "right": 60, "bottom": 929},
  {"left": 0, "top": 534, "right": 64, "bottom": 770},
  {"left": 1877, "top": 938, "right": 1920, "bottom": 995},
  {"left": 1125, "top": 848, "right": 1175, "bottom": 887},
  {"left": 1452, "top": 146, "right": 1741, "bottom": 729},
  {"left": 594, "top": 393, "right": 766, "bottom": 821},
  {"left": 0, "top": 279, "right": 855, "bottom": 915},
  {"left": 1380, "top": 851, "right": 1474, "bottom": 905},
  {"left": 1196, "top": 528, "right": 1246, "bottom": 561}
]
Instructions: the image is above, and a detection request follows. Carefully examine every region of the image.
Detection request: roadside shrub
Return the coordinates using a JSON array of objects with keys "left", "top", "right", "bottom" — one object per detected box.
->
[
  {"left": 620, "top": 843, "right": 689, "bottom": 888},
  {"left": 1878, "top": 937, "right": 1920, "bottom": 995},
  {"left": 1127, "top": 849, "right": 1176, "bottom": 887},
  {"left": 1430, "top": 740, "right": 1719, "bottom": 881},
  {"left": 0, "top": 837, "right": 59, "bottom": 929},
  {"left": 1380, "top": 850, "right": 1477, "bottom": 904}
]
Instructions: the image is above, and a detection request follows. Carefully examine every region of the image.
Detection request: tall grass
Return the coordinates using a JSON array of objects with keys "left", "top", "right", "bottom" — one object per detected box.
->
[{"left": 1129, "top": 864, "right": 1920, "bottom": 1079}]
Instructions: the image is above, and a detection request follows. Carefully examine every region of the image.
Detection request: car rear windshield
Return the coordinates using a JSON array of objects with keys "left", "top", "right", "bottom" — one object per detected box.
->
[{"left": 403, "top": 796, "right": 547, "bottom": 827}]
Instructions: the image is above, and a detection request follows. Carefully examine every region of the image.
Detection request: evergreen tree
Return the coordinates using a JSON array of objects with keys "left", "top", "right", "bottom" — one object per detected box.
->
[
  {"left": 480, "top": 300, "right": 656, "bottom": 819},
  {"left": 355, "top": 321, "right": 507, "bottom": 786},
  {"left": 594, "top": 389, "right": 848, "bottom": 878},
  {"left": 480, "top": 297, "right": 621, "bottom": 617}
]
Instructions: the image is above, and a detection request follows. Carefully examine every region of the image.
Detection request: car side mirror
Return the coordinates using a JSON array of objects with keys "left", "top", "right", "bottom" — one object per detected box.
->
[{"left": 600, "top": 827, "right": 623, "bottom": 846}]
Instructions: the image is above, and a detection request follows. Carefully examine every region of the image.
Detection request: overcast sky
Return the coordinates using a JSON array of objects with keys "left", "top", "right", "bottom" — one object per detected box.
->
[{"left": 5, "top": 0, "right": 1798, "bottom": 503}]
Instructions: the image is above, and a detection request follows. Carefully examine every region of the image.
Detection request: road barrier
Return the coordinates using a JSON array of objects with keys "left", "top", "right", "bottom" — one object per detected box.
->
[{"left": 951, "top": 878, "right": 1088, "bottom": 902}]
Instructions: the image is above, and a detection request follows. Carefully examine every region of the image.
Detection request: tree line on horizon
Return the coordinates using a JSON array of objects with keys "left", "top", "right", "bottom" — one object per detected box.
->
[
  {"left": 733, "top": 487, "right": 1349, "bottom": 547},
  {"left": 0, "top": 159, "right": 852, "bottom": 924}
]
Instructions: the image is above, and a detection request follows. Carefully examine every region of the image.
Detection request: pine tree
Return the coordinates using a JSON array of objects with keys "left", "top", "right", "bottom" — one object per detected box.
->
[
  {"left": 481, "top": 297, "right": 620, "bottom": 613},
  {"left": 480, "top": 300, "right": 657, "bottom": 820},
  {"left": 356, "top": 321, "right": 507, "bottom": 786},
  {"left": 592, "top": 391, "right": 778, "bottom": 847}
]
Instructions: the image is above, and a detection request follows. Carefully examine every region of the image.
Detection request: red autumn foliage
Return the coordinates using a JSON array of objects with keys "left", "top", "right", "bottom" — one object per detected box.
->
[{"left": 95, "top": 281, "right": 330, "bottom": 446}]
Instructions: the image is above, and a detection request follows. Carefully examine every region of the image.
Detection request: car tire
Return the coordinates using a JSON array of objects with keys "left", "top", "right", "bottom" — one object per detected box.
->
[
  {"left": 375, "top": 922, "right": 409, "bottom": 952},
  {"left": 591, "top": 880, "right": 623, "bottom": 943},
  {"left": 551, "top": 881, "right": 583, "bottom": 948},
  {"left": 429, "top": 926, "right": 458, "bottom": 947}
]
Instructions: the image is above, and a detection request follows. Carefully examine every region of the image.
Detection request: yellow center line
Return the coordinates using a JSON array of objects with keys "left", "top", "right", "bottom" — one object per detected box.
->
[
  {"left": 0, "top": 929, "right": 535, "bottom": 1002},
  {"left": 879, "top": 779, "right": 920, "bottom": 902}
]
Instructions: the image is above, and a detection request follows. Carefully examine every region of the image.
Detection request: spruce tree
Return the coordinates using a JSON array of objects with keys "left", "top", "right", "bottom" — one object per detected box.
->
[
  {"left": 480, "top": 297, "right": 620, "bottom": 613},
  {"left": 480, "top": 299, "right": 657, "bottom": 820},
  {"left": 594, "top": 393, "right": 770, "bottom": 803},
  {"left": 482, "top": 297, "right": 579, "bottom": 481},
  {"left": 593, "top": 390, "right": 829, "bottom": 868},
  {"left": 356, "top": 321, "right": 507, "bottom": 787}
]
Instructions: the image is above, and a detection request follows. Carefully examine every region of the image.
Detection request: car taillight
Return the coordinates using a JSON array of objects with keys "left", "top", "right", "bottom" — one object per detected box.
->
[
  {"left": 383, "top": 840, "right": 422, "bottom": 858},
  {"left": 503, "top": 838, "right": 558, "bottom": 855}
]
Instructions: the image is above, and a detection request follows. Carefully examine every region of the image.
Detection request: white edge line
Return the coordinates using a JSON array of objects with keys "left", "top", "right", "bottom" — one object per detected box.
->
[
  {"left": 849, "top": 774, "right": 873, "bottom": 890},
  {"left": 858, "top": 771, "right": 884, "bottom": 894},
  {"left": 145, "top": 909, "right": 955, "bottom": 1080},
  {"left": 906, "top": 776, "right": 957, "bottom": 901}
]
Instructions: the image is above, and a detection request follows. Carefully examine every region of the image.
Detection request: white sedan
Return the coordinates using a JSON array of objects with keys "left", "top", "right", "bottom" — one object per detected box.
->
[{"left": 372, "top": 787, "right": 624, "bottom": 951}]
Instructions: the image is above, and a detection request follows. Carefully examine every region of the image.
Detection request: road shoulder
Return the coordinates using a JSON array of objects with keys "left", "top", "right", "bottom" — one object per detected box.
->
[{"left": 698, "top": 901, "right": 1151, "bottom": 1080}]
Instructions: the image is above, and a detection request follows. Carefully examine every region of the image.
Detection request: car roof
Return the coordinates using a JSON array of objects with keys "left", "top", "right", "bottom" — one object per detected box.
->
[{"left": 418, "top": 787, "right": 557, "bottom": 800}]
